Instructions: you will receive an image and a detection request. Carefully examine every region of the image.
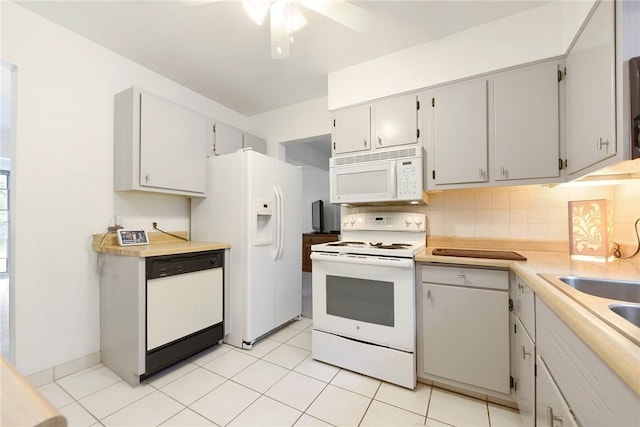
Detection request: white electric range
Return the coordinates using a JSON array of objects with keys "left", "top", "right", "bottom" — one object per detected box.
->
[{"left": 310, "top": 212, "right": 426, "bottom": 389}]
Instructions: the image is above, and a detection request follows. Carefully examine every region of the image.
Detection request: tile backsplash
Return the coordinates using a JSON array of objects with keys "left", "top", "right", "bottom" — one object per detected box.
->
[{"left": 347, "top": 180, "right": 640, "bottom": 248}]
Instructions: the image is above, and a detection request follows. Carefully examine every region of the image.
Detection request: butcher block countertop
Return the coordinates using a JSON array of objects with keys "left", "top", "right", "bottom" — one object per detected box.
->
[
  {"left": 415, "top": 237, "right": 640, "bottom": 396},
  {"left": 92, "top": 231, "right": 230, "bottom": 257}
]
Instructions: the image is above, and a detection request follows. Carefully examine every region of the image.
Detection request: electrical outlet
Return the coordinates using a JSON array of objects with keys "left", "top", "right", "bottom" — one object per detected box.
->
[{"left": 107, "top": 225, "right": 123, "bottom": 232}]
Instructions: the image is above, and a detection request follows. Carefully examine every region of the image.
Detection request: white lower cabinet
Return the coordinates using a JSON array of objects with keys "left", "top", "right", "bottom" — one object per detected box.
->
[
  {"left": 535, "top": 355, "right": 579, "bottom": 427},
  {"left": 536, "top": 296, "right": 640, "bottom": 426},
  {"left": 514, "top": 317, "right": 535, "bottom": 427},
  {"left": 418, "top": 265, "right": 510, "bottom": 395}
]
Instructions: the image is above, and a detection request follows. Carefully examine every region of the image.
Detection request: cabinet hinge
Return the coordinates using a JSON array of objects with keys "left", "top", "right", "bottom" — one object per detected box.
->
[
  {"left": 509, "top": 298, "right": 514, "bottom": 312},
  {"left": 432, "top": 97, "right": 435, "bottom": 108},
  {"left": 432, "top": 170, "right": 436, "bottom": 180},
  {"left": 212, "top": 124, "right": 216, "bottom": 133},
  {"left": 534, "top": 363, "right": 537, "bottom": 377},
  {"left": 417, "top": 128, "right": 420, "bottom": 139},
  {"left": 333, "top": 142, "right": 336, "bottom": 150},
  {"left": 416, "top": 100, "right": 420, "bottom": 110},
  {"left": 510, "top": 376, "right": 515, "bottom": 390},
  {"left": 514, "top": 322, "right": 517, "bottom": 334},
  {"left": 564, "top": 66, "right": 567, "bottom": 78},
  {"left": 333, "top": 119, "right": 336, "bottom": 127},
  {"left": 557, "top": 69, "right": 563, "bottom": 82}
]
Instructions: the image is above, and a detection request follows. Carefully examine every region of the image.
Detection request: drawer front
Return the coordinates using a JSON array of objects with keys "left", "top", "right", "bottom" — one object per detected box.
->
[
  {"left": 421, "top": 264, "right": 508, "bottom": 290},
  {"left": 515, "top": 276, "right": 535, "bottom": 339}
]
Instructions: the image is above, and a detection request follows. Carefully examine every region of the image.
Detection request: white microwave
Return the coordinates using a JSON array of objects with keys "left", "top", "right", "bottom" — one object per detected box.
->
[{"left": 330, "top": 147, "right": 424, "bottom": 204}]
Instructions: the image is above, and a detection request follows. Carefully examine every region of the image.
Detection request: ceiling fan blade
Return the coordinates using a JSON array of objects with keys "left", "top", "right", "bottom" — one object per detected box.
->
[
  {"left": 270, "top": 2, "right": 289, "bottom": 59},
  {"left": 300, "top": 0, "right": 374, "bottom": 33}
]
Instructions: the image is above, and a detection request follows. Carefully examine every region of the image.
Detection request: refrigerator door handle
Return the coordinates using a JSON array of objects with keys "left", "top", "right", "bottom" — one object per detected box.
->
[
  {"left": 275, "top": 185, "right": 285, "bottom": 260},
  {"left": 272, "top": 186, "right": 280, "bottom": 260}
]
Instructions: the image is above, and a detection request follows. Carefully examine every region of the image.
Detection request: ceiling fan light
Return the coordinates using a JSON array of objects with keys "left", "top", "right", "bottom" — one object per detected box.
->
[{"left": 242, "top": 0, "right": 271, "bottom": 25}]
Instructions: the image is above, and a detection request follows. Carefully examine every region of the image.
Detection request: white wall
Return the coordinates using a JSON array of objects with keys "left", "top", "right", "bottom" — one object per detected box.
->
[
  {"left": 248, "top": 96, "right": 331, "bottom": 159},
  {"left": 0, "top": 2, "right": 249, "bottom": 375},
  {"left": 328, "top": 0, "right": 595, "bottom": 110}
]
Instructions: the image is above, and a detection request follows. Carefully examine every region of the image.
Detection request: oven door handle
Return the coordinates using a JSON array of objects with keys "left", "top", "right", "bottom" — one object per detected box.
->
[{"left": 310, "top": 252, "right": 414, "bottom": 268}]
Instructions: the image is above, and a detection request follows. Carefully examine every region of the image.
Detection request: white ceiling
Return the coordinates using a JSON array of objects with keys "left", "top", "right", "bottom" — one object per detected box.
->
[{"left": 15, "top": 0, "right": 548, "bottom": 116}]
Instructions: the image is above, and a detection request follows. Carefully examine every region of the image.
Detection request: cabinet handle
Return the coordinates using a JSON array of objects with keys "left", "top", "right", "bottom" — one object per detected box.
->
[
  {"left": 363, "top": 139, "right": 367, "bottom": 147},
  {"left": 500, "top": 167, "right": 508, "bottom": 177},
  {"left": 145, "top": 173, "right": 150, "bottom": 183},
  {"left": 546, "top": 407, "right": 562, "bottom": 427},
  {"left": 378, "top": 137, "right": 382, "bottom": 146},
  {"left": 427, "top": 289, "right": 431, "bottom": 299},
  {"left": 457, "top": 272, "right": 467, "bottom": 279},
  {"left": 518, "top": 283, "right": 524, "bottom": 292},
  {"left": 479, "top": 169, "right": 486, "bottom": 179},
  {"left": 521, "top": 345, "right": 531, "bottom": 359},
  {"left": 597, "top": 137, "right": 610, "bottom": 150}
]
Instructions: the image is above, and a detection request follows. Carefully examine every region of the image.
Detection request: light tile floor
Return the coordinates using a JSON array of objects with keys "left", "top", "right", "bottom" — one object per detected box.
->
[{"left": 39, "top": 318, "right": 523, "bottom": 427}]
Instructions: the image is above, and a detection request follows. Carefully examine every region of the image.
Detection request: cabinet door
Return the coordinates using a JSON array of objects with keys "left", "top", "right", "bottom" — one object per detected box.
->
[
  {"left": 566, "top": 0, "right": 616, "bottom": 175},
  {"left": 372, "top": 94, "right": 418, "bottom": 149},
  {"left": 431, "top": 79, "right": 489, "bottom": 185},
  {"left": 243, "top": 132, "right": 267, "bottom": 154},
  {"left": 213, "top": 122, "right": 243, "bottom": 156},
  {"left": 536, "top": 356, "right": 579, "bottom": 427},
  {"left": 421, "top": 282, "right": 510, "bottom": 393},
  {"left": 514, "top": 277, "right": 536, "bottom": 339},
  {"left": 332, "top": 105, "right": 371, "bottom": 155},
  {"left": 139, "top": 91, "right": 207, "bottom": 193},
  {"left": 494, "top": 62, "right": 560, "bottom": 181},
  {"left": 515, "top": 318, "right": 535, "bottom": 427}
]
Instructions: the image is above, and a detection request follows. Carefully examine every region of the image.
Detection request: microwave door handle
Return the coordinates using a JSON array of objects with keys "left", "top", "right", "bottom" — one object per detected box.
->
[{"left": 390, "top": 161, "right": 397, "bottom": 198}]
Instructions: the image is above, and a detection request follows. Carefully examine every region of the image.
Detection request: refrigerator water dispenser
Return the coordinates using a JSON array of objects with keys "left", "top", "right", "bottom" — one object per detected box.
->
[{"left": 255, "top": 199, "right": 273, "bottom": 245}]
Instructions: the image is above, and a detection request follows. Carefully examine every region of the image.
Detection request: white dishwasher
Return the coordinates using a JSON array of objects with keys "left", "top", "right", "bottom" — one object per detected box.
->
[{"left": 144, "top": 250, "right": 224, "bottom": 378}]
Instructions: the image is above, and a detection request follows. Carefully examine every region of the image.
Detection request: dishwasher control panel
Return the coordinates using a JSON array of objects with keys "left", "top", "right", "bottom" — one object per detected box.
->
[{"left": 146, "top": 250, "right": 224, "bottom": 279}]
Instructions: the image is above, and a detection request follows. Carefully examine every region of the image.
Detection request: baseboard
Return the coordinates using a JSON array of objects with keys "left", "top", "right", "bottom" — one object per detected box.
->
[{"left": 26, "top": 351, "right": 101, "bottom": 387}]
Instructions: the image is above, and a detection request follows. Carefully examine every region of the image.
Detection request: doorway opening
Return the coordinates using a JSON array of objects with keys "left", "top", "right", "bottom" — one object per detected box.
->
[{"left": 1, "top": 61, "right": 16, "bottom": 360}]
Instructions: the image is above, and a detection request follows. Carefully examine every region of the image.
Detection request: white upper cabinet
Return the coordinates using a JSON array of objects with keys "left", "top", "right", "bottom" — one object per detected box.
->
[
  {"left": 494, "top": 61, "right": 561, "bottom": 181},
  {"left": 429, "top": 79, "right": 489, "bottom": 186},
  {"left": 212, "top": 121, "right": 243, "bottom": 156},
  {"left": 566, "top": 0, "right": 616, "bottom": 176},
  {"left": 371, "top": 94, "right": 419, "bottom": 149},
  {"left": 114, "top": 87, "right": 207, "bottom": 197},
  {"left": 242, "top": 132, "right": 267, "bottom": 154},
  {"left": 331, "top": 104, "right": 371, "bottom": 155},
  {"left": 332, "top": 94, "right": 420, "bottom": 156}
]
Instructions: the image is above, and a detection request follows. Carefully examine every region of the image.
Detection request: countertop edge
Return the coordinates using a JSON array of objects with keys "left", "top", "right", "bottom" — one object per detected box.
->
[
  {"left": 416, "top": 248, "right": 640, "bottom": 396},
  {"left": 94, "top": 241, "right": 231, "bottom": 257}
]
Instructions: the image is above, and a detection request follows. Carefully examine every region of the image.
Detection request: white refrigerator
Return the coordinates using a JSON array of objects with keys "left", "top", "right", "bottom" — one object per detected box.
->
[{"left": 191, "top": 149, "right": 302, "bottom": 348}]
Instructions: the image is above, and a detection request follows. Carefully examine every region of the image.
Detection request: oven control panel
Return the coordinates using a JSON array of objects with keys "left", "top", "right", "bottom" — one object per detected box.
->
[{"left": 342, "top": 213, "right": 426, "bottom": 231}]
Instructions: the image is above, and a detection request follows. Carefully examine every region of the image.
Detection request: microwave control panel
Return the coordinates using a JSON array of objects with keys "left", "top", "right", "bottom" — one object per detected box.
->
[{"left": 396, "top": 158, "right": 423, "bottom": 200}]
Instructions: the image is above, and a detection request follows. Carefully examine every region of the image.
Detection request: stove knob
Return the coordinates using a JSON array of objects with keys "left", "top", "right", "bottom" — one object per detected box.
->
[
  {"left": 350, "top": 217, "right": 356, "bottom": 225},
  {"left": 343, "top": 216, "right": 350, "bottom": 227},
  {"left": 414, "top": 217, "right": 423, "bottom": 226},
  {"left": 405, "top": 217, "right": 413, "bottom": 226}
]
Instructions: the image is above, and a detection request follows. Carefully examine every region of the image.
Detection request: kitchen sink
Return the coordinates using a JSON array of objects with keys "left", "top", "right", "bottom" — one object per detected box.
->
[
  {"left": 609, "top": 304, "right": 640, "bottom": 327},
  {"left": 558, "top": 276, "right": 640, "bottom": 304}
]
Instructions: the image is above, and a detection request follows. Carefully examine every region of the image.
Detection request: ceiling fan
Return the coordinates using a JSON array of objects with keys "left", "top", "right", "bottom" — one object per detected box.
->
[{"left": 241, "top": 0, "right": 375, "bottom": 59}]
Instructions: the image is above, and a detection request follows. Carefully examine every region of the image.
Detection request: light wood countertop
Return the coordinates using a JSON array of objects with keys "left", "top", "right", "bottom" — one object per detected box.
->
[
  {"left": 93, "top": 231, "right": 230, "bottom": 257},
  {"left": 415, "top": 243, "right": 640, "bottom": 396}
]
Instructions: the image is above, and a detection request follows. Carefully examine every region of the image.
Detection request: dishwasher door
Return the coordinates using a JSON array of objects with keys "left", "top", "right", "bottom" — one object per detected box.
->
[{"left": 147, "top": 267, "right": 223, "bottom": 351}]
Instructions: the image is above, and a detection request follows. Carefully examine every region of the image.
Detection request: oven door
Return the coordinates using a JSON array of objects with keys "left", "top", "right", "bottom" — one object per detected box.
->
[
  {"left": 330, "top": 161, "right": 396, "bottom": 204},
  {"left": 311, "top": 252, "right": 415, "bottom": 352}
]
